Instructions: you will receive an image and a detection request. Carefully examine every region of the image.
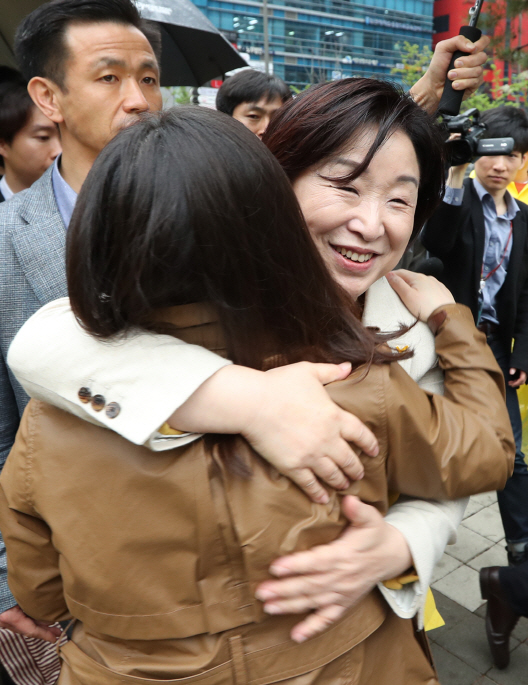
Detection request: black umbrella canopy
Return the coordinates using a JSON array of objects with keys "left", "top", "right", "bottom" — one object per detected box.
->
[
  {"left": 0, "top": 0, "right": 47, "bottom": 68},
  {"left": 0, "top": 0, "right": 247, "bottom": 86},
  {"left": 136, "top": 0, "right": 248, "bottom": 86}
]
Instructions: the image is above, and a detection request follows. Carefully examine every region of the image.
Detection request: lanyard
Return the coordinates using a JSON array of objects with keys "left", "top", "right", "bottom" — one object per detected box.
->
[{"left": 479, "top": 220, "right": 513, "bottom": 295}]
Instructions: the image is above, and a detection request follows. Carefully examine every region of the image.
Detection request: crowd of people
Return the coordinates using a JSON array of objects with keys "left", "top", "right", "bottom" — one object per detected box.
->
[{"left": 0, "top": 0, "right": 526, "bottom": 684}]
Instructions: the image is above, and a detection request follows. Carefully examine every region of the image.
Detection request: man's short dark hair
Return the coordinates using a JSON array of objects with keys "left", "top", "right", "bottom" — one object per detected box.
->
[
  {"left": 14, "top": 0, "right": 161, "bottom": 89},
  {"left": 216, "top": 70, "right": 291, "bottom": 116},
  {"left": 0, "top": 70, "right": 33, "bottom": 144},
  {"left": 481, "top": 106, "right": 528, "bottom": 155}
]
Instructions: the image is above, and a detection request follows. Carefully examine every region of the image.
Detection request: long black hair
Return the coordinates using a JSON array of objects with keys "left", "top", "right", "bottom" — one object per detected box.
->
[{"left": 67, "top": 107, "right": 405, "bottom": 370}]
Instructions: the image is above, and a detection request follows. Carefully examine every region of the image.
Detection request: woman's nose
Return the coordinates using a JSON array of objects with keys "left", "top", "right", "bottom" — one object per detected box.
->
[{"left": 345, "top": 202, "right": 384, "bottom": 241}]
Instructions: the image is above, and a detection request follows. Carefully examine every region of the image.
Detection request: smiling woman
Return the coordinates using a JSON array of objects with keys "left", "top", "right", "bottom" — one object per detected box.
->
[
  {"left": 292, "top": 129, "right": 420, "bottom": 298},
  {"left": 263, "top": 78, "right": 445, "bottom": 301}
]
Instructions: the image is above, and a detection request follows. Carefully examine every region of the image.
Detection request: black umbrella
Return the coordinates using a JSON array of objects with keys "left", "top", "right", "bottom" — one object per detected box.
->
[
  {"left": 136, "top": 0, "right": 248, "bottom": 86},
  {"left": 0, "top": 0, "right": 247, "bottom": 86},
  {"left": 0, "top": 0, "right": 43, "bottom": 69}
]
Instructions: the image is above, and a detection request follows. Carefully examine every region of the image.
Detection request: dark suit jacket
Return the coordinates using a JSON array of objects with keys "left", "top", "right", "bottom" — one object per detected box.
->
[{"left": 422, "top": 178, "right": 528, "bottom": 373}]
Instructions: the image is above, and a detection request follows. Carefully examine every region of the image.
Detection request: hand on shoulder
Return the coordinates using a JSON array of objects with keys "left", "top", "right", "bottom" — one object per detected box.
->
[{"left": 386, "top": 270, "right": 455, "bottom": 323}]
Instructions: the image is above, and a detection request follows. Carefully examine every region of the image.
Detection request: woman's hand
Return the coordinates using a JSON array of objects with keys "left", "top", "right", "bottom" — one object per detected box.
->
[
  {"left": 254, "top": 496, "right": 413, "bottom": 643},
  {"left": 170, "top": 362, "right": 379, "bottom": 504},
  {"left": 386, "top": 269, "right": 455, "bottom": 323}
]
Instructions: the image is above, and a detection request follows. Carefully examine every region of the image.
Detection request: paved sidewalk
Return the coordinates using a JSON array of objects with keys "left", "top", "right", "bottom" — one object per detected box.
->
[{"left": 428, "top": 492, "right": 528, "bottom": 684}]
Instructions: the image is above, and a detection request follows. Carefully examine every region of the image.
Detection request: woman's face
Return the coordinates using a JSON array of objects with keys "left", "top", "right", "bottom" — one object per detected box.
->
[{"left": 292, "top": 128, "right": 420, "bottom": 299}]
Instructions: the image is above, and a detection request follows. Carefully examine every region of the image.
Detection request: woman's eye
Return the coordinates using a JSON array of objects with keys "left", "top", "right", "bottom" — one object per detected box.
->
[
  {"left": 334, "top": 185, "right": 358, "bottom": 194},
  {"left": 143, "top": 77, "right": 157, "bottom": 85},
  {"left": 101, "top": 75, "right": 117, "bottom": 83},
  {"left": 390, "top": 197, "right": 410, "bottom": 206}
]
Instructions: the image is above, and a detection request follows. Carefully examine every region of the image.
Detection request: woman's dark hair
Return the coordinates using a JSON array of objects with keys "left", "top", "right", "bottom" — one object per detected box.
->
[
  {"left": 263, "top": 78, "right": 446, "bottom": 242},
  {"left": 0, "top": 72, "right": 33, "bottom": 144},
  {"left": 67, "top": 107, "right": 406, "bottom": 372},
  {"left": 216, "top": 70, "right": 292, "bottom": 116},
  {"left": 14, "top": 0, "right": 161, "bottom": 88}
]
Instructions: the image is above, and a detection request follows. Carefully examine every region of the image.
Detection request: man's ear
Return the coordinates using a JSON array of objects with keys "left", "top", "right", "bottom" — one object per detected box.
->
[
  {"left": 0, "top": 139, "right": 9, "bottom": 159},
  {"left": 27, "top": 77, "right": 65, "bottom": 125}
]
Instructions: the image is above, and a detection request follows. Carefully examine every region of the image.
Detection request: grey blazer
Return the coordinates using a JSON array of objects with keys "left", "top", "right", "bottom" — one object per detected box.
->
[{"left": 0, "top": 167, "right": 67, "bottom": 609}]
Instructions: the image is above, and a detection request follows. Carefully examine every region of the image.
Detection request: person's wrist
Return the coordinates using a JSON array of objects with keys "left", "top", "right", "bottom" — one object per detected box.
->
[
  {"left": 234, "top": 367, "right": 270, "bottom": 439},
  {"left": 379, "top": 523, "right": 414, "bottom": 581},
  {"left": 409, "top": 73, "right": 438, "bottom": 115},
  {"left": 447, "top": 167, "right": 467, "bottom": 188}
]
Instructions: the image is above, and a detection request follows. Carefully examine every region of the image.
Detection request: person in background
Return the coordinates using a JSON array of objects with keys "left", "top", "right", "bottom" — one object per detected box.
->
[
  {"left": 509, "top": 115, "right": 528, "bottom": 203},
  {"left": 421, "top": 105, "right": 528, "bottom": 668},
  {"left": 215, "top": 69, "right": 292, "bottom": 138},
  {"left": 422, "top": 105, "right": 528, "bottom": 560},
  {"left": 0, "top": 70, "right": 60, "bottom": 202}
]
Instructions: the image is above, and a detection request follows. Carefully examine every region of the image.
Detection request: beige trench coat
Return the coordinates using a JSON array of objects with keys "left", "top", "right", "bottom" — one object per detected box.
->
[{"left": 0, "top": 302, "right": 514, "bottom": 685}]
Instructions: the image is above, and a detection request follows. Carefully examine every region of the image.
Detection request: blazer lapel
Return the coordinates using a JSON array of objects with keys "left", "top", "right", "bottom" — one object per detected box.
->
[
  {"left": 500, "top": 210, "right": 527, "bottom": 299},
  {"left": 11, "top": 169, "right": 68, "bottom": 306},
  {"left": 467, "top": 180, "right": 486, "bottom": 290}
]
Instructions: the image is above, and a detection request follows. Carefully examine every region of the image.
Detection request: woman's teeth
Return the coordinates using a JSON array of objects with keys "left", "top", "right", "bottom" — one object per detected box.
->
[{"left": 337, "top": 247, "right": 373, "bottom": 263}]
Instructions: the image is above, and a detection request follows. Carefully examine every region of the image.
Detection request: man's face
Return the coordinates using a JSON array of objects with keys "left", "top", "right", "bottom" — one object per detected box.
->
[
  {"left": 0, "top": 106, "right": 60, "bottom": 189},
  {"left": 232, "top": 95, "right": 284, "bottom": 139},
  {"left": 52, "top": 21, "right": 162, "bottom": 156},
  {"left": 474, "top": 150, "right": 527, "bottom": 194}
]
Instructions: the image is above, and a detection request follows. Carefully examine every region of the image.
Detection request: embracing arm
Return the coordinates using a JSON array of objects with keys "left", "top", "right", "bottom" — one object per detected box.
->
[
  {"left": 8, "top": 299, "right": 378, "bottom": 504},
  {"left": 379, "top": 496, "right": 467, "bottom": 627},
  {"left": 383, "top": 273, "right": 514, "bottom": 499}
]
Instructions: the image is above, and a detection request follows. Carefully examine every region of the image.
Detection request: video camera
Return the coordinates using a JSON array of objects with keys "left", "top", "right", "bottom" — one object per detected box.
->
[
  {"left": 443, "top": 109, "right": 514, "bottom": 166},
  {"left": 436, "top": 0, "right": 514, "bottom": 166}
]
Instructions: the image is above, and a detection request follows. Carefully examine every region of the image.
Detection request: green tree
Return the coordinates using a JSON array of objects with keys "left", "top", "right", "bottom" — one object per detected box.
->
[
  {"left": 461, "top": 63, "right": 527, "bottom": 111},
  {"left": 476, "top": 0, "right": 528, "bottom": 74},
  {"left": 168, "top": 86, "right": 192, "bottom": 105},
  {"left": 390, "top": 41, "right": 433, "bottom": 88}
]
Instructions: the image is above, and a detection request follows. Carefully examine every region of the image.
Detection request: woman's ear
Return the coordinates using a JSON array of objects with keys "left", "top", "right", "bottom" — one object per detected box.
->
[{"left": 27, "top": 77, "right": 64, "bottom": 125}]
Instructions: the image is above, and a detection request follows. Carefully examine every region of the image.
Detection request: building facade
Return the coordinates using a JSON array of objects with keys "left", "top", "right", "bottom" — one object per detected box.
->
[{"left": 193, "top": 0, "right": 434, "bottom": 88}]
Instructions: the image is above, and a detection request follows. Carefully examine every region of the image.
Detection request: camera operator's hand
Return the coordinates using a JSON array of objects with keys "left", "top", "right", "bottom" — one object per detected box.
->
[
  {"left": 447, "top": 161, "right": 470, "bottom": 189},
  {"left": 410, "top": 34, "right": 490, "bottom": 114}
]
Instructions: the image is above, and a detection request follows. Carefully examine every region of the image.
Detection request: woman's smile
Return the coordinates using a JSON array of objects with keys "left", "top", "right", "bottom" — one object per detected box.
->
[{"left": 330, "top": 244, "right": 377, "bottom": 270}]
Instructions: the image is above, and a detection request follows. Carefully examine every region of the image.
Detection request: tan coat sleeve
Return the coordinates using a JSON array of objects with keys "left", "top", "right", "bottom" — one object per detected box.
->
[
  {"left": 0, "top": 404, "right": 71, "bottom": 622},
  {"left": 383, "top": 304, "right": 514, "bottom": 499}
]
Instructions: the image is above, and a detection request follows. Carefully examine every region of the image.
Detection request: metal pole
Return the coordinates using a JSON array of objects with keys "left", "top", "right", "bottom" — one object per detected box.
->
[
  {"left": 504, "top": 15, "right": 511, "bottom": 84},
  {"left": 263, "top": 0, "right": 270, "bottom": 74}
]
